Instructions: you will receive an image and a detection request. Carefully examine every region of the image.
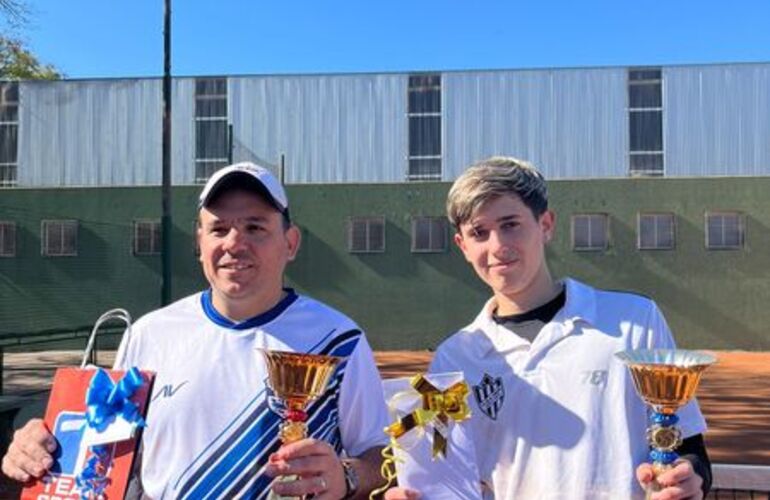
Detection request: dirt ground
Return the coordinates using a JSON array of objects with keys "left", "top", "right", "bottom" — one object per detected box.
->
[
  {"left": 374, "top": 350, "right": 770, "bottom": 467},
  {"left": 0, "top": 350, "right": 766, "bottom": 497}
]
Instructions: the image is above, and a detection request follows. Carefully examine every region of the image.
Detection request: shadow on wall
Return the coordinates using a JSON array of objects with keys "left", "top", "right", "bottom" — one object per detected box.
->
[
  {"left": 285, "top": 225, "right": 355, "bottom": 294},
  {"left": 231, "top": 140, "right": 281, "bottom": 175},
  {"left": 563, "top": 214, "right": 766, "bottom": 349}
]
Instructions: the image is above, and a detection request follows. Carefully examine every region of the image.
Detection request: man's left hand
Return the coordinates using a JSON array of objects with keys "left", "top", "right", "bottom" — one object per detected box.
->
[
  {"left": 265, "top": 438, "right": 346, "bottom": 499},
  {"left": 636, "top": 460, "right": 704, "bottom": 500}
]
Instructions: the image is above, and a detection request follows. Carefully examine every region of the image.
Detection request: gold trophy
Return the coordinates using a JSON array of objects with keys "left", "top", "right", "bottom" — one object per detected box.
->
[
  {"left": 259, "top": 349, "right": 341, "bottom": 499},
  {"left": 615, "top": 349, "right": 716, "bottom": 497}
]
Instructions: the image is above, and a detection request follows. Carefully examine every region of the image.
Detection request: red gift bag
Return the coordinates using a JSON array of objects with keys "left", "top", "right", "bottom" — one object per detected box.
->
[
  {"left": 20, "top": 367, "right": 154, "bottom": 500},
  {"left": 20, "top": 309, "right": 154, "bottom": 500}
]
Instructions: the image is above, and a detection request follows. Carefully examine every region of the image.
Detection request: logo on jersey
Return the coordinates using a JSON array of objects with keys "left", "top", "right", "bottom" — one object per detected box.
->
[
  {"left": 151, "top": 381, "right": 189, "bottom": 402},
  {"left": 473, "top": 373, "right": 505, "bottom": 421},
  {"left": 581, "top": 369, "right": 608, "bottom": 388}
]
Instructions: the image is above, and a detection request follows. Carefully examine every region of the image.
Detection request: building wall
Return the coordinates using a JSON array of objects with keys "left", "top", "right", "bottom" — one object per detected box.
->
[
  {"left": 230, "top": 73, "right": 408, "bottom": 183},
  {"left": 443, "top": 68, "right": 628, "bottom": 179},
  {"left": 1, "top": 178, "right": 769, "bottom": 350},
  {"left": 18, "top": 79, "right": 163, "bottom": 186},
  {"left": 10, "top": 62, "right": 770, "bottom": 187},
  {"left": 665, "top": 64, "right": 770, "bottom": 176}
]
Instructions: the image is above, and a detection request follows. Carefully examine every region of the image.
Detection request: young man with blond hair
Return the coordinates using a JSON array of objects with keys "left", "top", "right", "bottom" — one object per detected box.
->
[{"left": 389, "top": 157, "right": 711, "bottom": 499}]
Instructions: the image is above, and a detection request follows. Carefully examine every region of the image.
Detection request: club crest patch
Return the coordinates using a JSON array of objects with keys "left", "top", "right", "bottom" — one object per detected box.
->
[{"left": 473, "top": 373, "right": 505, "bottom": 420}]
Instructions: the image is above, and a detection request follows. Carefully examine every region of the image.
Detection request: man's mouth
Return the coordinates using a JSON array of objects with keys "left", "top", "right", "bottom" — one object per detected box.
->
[{"left": 220, "top": 262, "right": 253, "bottom": 271}]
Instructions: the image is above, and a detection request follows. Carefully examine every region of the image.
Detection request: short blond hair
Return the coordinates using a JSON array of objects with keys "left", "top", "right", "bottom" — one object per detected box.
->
[{"left": 447, "top": 156, "right": 548, "bottom": 229}]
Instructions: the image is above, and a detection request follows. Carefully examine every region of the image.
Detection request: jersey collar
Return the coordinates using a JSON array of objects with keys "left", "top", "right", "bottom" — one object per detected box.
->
[
  {"left": 475, "top": 278, "right": 598, "bottom": 356},
  {"left": 200, "top": 288, "right": 298, "bottom": 330}
]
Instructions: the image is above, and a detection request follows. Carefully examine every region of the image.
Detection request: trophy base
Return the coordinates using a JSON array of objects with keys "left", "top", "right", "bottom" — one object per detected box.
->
[{"left": 268, "top": 474, "right": 304, "bottom": 500}]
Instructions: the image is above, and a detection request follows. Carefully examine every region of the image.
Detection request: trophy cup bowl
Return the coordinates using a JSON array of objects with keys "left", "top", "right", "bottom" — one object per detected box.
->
[
  {"left": 259, "top": 350, "right": 342, "bottom": 444},
  {"left": 615, "top": 349, "right": 716, "bottom": 492}
]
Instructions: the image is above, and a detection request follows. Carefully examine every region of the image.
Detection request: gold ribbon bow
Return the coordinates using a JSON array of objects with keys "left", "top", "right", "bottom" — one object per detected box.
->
[
  {"left": 369, "top": 374, "right": 471, "bottom": 499},
  {"left": 384, "top": 374, "right": 470, "bottom": 459}
]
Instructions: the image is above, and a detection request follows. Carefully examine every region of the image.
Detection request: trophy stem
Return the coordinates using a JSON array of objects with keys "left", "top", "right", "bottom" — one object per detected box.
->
[{"left": 280, "top": 407, "right": 309, "bottom": 443}]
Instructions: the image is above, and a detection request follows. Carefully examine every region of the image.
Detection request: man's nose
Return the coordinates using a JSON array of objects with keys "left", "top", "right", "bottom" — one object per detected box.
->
[
  {"left": 489, "top": 229, "right": 508, "bottom": 250},
  {"left": 489, "top": 230, "right": 512, "bottom": 257},
  {"left": 222, "top": 228, "right": 245, "bottom": 250}
]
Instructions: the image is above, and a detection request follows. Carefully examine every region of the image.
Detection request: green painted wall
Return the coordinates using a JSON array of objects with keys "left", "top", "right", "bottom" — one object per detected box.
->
[{"left": 1, "top": 177, "right": 769, "bottom": 350}]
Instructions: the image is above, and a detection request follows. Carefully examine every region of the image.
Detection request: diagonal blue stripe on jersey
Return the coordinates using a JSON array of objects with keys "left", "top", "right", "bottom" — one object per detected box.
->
[
  {"left": 238, "top": 401, "right": 343, "bottom": 498},
  {"left": 319, "top": 329, "right": 361, "bottom": 356},
  {"left": 173, "top": 388, "right": 267, "bottom": 491},
  {"left": 176, "top": 333, "right": 361, "bottom": 499},
  {"left": 221, "top": 360, "right": 350, "bottom": 498},
  {"left": 178, "top": 402, "right": 279, "bottom": 499},
  {"left": 206, "top": 368, "right": 348, "bottom": 499}
]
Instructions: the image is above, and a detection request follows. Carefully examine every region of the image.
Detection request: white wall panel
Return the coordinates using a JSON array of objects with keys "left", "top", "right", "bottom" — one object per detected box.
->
[
  {"left": 18, "top": 79, "right": 162, "bottom": 186},
  {"left": 443, "top": 68, "right": 628, "bottom": 180},
  {"left": 665, "top": 64, "right": 770, "bottom": 176},
  {"left": 230, "top": 73, "right": 407, "bottom": 183}
]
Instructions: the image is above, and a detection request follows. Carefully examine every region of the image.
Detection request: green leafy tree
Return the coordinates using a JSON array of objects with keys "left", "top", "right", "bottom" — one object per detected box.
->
[
  {"left": 0, "top": 1, "right": 62, "bottom": 79},
  {"left": 0, "top": 35, "right": 60, "bottom": 79}
]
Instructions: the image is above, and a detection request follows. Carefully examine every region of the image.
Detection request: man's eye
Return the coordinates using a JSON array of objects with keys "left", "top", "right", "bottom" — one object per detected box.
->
[
  {"left": 246, "top": 224, "right": 265, "bottom": 233},
  {"left": 501, "top": 221, "right": 519, "bottom": 230},
  {"left": 471, "top": 228, "right": 488, "bottom": 239}
]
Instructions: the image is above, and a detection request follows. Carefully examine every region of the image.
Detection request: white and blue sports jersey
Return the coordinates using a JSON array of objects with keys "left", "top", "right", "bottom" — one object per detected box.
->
[{"left": 114, "top": 289, "right": 389, "bottom": 499}]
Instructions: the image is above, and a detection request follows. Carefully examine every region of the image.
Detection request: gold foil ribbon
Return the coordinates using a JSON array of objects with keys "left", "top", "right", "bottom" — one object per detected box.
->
[
  {"left": 368, "top": 443, "right": 400, "bottom": 499},
  {"left": 369, "top": 375, "right": 470, "bottom": 499},
  {"left": 385, "top": 375, "right": 470, "bottom": 458}
]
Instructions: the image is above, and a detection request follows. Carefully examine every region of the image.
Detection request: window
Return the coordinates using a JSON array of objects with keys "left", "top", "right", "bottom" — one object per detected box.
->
[
  {"left": 407, "top": 74, "right": 441, "bottom": 180},
  {"left": 348, "top": 216, "right": 385, "bottom": 253},
  {"left": 0, "top": 82, "right": 19, "bottom": 187},
  {"left": 411, "top": 217, "right": 447, "bottom": 253},
  {"left": 42, "top": 220, "right": 78, "bottom": 256},
  {"left": 195, "top": 78, "right": 229, "bottom": 183},
  {"left": 706, "top": 212, "right": 744, "bottom": 249},
  {"left": 628, "top": 69, "right": 663, "bottom": 176},
  {"left": 0, "top": 221, "right": 16, "bottom": 256},
  {"left": 571, "top": 214, "right": 609, "bottom": 251},
  {"left": 133, "top": 220, "right": 161, "bottom": 255},
  {"left": 638, "top": 213, "right": 675, "bottom": 250}
]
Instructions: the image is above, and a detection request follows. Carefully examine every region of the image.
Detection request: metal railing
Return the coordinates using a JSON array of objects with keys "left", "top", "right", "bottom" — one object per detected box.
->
[{"left": 0, "top": 324, "right": 124, "bottom": 395}]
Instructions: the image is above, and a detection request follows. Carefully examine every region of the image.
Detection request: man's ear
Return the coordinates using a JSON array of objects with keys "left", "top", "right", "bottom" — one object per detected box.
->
[
  {"left": 539, "top": 209, "right": 556, "bottom": 243},
  {"left": 196, "top": 224, "right": 203, "bottom": 263},
  {"left": 454, "top": 231, "right": 472, "bottom": 262},
  {"left": 285, "top": 224, "right": 301, "bottom": 261}
]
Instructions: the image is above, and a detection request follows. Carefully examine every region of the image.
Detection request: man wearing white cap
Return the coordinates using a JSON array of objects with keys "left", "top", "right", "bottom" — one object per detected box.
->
[{"left": 3, "top": 162, "right": 390, "bottom": 499}]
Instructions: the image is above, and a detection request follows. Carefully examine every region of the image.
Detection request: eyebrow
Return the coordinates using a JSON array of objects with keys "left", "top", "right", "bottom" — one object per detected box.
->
[
  {"left": 468, "top": 214, "right": 521, "bottom": 227},
  {"left": 205, "top": 215, "right": 269, "bottom": 226}
]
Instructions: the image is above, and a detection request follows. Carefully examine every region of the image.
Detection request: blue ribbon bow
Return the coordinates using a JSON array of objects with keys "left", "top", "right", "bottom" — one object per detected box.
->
[{"left": 85, "top": 367, "right": 146, "bottom": 432}]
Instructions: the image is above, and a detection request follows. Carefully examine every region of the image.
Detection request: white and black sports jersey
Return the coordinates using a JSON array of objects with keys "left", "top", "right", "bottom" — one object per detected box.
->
[
  {"left": 432, "top": 278, "right": 707, "bottom": 500},
  {"left": 114, "top": 289, "right": 389, "bottom": 499}
]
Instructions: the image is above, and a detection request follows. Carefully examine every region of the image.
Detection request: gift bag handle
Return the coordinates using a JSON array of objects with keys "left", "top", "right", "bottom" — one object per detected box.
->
[{"left": 81, "top": 308, "right": 132, "bottom": 368}]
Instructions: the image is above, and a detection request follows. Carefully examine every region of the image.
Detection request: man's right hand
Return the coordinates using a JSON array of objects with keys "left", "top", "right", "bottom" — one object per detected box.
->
[
  {"left": 384, "top": 487, "right": 421, "bottom": 500},
  {"left": 1, "top": 418, "right": 57, "bottom": 482}
]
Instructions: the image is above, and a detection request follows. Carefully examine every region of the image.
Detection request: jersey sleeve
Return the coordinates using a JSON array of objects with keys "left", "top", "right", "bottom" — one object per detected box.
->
[
  {"left": 645, "top": 301, "right": 708, "bottom": 438},
  {"left": 337, "top": 333, "right": 390, "bottom": 456}
]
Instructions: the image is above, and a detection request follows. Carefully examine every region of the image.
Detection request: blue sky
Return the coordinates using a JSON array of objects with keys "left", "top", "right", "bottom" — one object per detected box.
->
[{"left": 10, "top": 0, "right": 770, "bottom": 79}]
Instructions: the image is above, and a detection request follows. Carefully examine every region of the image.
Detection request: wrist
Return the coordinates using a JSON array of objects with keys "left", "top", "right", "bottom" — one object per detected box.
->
[{"left": 341, "top": 459, "right": 359, "bottom": 499}]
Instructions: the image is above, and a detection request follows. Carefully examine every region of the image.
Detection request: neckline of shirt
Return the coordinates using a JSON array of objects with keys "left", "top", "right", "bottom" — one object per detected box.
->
[{"left": 200, "top": 288, "right": 298, "bottom": 330}]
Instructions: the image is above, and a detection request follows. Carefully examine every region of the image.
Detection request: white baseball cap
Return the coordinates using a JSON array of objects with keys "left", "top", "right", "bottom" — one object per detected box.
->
[{"left": 198, "top": 162, "right": 289, "bottom": 218}]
